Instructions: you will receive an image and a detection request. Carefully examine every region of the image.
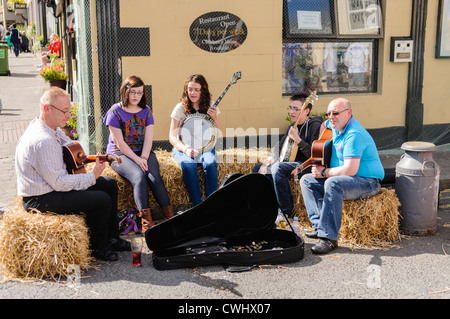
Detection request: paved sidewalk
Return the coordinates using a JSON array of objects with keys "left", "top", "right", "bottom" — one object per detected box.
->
[{"left": 0, "top": 51, "right": 47, "bottom": 210}]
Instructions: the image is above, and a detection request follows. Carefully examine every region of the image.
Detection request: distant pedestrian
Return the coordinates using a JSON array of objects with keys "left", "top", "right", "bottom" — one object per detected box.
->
[
  {"left": 20, "top": 32, "right": 30, "bottom": 53},
  {"left": 0, "top": 22, "right": 6, "bottom": 41},
  {"left": 5, "top": 32, "right": 13, "bottom": 53},
  {"left": 9, "top": 24, "right": 21, "bottom": 57}
]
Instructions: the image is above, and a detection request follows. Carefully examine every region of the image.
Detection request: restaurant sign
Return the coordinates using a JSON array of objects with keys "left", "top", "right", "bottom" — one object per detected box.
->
[{"left": 189, "top": 11, "right": 247, "bottom": 53}]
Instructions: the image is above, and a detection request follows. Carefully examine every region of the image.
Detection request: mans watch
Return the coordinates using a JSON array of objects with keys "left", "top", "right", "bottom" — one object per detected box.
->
[{"left": 321, "top": 168, "right": 326, "bottom": 178}]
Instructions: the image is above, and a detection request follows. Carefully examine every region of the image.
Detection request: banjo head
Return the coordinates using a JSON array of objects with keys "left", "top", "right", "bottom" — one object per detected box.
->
[{"left": 179, "top": 114, "right": 218, "bottom": 152}]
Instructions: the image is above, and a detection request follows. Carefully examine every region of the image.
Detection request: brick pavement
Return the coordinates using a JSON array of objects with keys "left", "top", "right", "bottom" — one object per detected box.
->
[{"left": 0, "top": 51, "right": 47, "bottom": 210}]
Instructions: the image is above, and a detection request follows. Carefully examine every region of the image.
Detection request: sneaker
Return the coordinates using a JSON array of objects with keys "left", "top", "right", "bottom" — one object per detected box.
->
[
  {"left": 304, "top": 229, "right": 318, "bottom": 238},
  {"left": 311, "top": 238, "right": 338, "bottom": 254},
  {"left": 36, "top": 63, "right": 43, "bottom": 67}
]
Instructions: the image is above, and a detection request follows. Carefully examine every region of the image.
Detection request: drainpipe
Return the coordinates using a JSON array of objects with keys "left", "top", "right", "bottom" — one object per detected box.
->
[{"left": 405, "top": 0, "right": 428, "bottom": 141}]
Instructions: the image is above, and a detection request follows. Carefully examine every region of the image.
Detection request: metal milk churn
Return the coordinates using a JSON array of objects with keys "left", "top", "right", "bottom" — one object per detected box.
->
[{"left": 395, "top": 141, "right": 440, "bottom": 236}]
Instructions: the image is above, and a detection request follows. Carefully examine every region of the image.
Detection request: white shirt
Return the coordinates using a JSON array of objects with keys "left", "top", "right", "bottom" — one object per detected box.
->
[
  {"left": 170, "top": 101, "right": 220, "bottom": 123},
  {"left": 344, "top": 43, "right": 371, "bottom": 73},
  {"left": 15, "top": 118, "right": 96, "bottom": 197}
]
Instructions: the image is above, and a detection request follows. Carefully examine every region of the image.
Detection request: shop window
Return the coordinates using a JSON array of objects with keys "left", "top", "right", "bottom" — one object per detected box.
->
[{"left": 283, "top": 0, "right": 382, "bottom": 95}]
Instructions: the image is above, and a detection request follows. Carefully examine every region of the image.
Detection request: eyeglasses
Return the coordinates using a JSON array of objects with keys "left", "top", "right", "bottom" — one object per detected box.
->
[
  {"left": 287, "top": 107, "right": 301, "bottom": 112},
  {"left": 48, "top": 104, "right": 71, "bottom": 116},
  {"left": 326, "top": 108, "right": 349, "bottom": 118},
  {"left": 129, "top": 91, "right": 144, "bottom": 96}
]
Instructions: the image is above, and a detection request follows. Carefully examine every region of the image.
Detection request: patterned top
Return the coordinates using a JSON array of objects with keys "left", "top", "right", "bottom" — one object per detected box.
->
[
  {"left": 15, "top": 118, "right": 96, "bottom": 197},
  {"left": 103, "top": 103, "right": 154, "bottom": 154}
]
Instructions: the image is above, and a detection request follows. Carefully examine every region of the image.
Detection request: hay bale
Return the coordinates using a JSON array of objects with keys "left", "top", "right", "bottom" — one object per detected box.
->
[
  {"left": 292, "top": 187, "right": 401, "bottom": 248},
  {"left": 0, "top": 206, "right": 93, "bottom": 280},
  {"left": 340, "top": 188, "right": 401, "bottom": 248},
  {"left": 97, "top": 148, "right": 272, "bottom": 211}
]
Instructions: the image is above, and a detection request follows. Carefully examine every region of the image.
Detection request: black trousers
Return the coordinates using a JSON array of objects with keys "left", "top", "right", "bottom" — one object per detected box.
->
[{"left": 22, "top": 176, "right": 119, "bottom": 251}]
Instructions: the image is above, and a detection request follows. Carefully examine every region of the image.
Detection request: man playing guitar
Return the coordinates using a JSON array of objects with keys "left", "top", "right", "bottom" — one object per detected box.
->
[
  {"left": 254, "top": 93, "right": 323, "bottom": 218},
  {"left": 15, "top": 87, "right": 130, "bottom": 262}
]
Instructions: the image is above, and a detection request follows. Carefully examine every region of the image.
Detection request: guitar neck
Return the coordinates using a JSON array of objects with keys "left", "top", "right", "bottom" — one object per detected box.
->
[{"left": 84, "top": 155, "right": 113, "bottom": 164}]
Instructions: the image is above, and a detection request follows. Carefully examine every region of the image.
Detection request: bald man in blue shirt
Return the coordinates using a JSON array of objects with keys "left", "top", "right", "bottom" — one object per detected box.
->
[{"left": 300, "top": 98, "right": 384, "bottom": 254}]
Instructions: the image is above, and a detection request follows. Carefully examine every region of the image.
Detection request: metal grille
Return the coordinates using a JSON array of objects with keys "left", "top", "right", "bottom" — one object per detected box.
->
[{"left": 74, "top": 0, "right": 96, "bottom": 154}]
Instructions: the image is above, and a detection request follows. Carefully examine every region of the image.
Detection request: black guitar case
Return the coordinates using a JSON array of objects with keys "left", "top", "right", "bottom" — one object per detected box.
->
[{"left": 145, "top": 173, "right": 304, "bottom": 270}]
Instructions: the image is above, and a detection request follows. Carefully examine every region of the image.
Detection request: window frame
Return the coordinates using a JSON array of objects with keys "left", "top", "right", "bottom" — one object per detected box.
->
[
  {"left": 283, "top": 0, "right": 384, "bottom": 39},
  {"left": 282, "top": 0, "right": 383, "bottom": 95}
]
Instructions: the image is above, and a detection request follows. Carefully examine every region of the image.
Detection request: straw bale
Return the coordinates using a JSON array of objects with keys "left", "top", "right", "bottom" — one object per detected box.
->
[
  {"left": 340, "top": 188, "right": 401, "bottom": 248},
  {"left": 95, "top": 148, "right": 272, "bottom": 211},
  {"left": 0, "top": 206, "right": 93, "bottom": 280},
  {"left": 292, "top": 187, "right": 401, "bottom": 248}
]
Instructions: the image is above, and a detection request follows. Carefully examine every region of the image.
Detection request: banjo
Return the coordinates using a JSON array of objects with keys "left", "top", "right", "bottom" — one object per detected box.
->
[{"left": 179, "top": 72, "right": 241, "bottom": 153}]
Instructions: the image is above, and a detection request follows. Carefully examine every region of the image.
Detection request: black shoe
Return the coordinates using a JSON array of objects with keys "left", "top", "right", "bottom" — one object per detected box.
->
[
  {"left": 109, "top": 237, "right": 131, "bottom": 251},
  {"left": 304, "top": 229, "right": 318, "bottom": 238},
  {"left": 93, "top": 246, "right": 118, "bottom": 261},
  {"left": 311, "top": 238, "right": 338, "bottom": 254}
]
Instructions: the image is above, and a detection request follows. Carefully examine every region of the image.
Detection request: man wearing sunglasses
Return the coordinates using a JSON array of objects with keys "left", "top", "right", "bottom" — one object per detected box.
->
[
  {"left": 15, "top": 87, "right": 130, "bottom": 262},
  {"left": 300, "top": 98, "right": 384, "bottom": 254},
  {"left": 254, "top": 93, "right": 323, "bottom": 219}
]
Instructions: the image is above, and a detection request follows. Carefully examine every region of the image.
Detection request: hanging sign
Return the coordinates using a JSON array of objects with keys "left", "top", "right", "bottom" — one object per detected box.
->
[{"left": 189, "top": 11, "right": 247, "bottom": 53}]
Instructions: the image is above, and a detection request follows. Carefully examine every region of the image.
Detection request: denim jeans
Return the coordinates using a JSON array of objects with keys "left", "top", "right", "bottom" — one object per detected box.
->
[
  {"left": 13, "top": 42, "right": 20, "bottom": 57},
  {"left": 300, "top": 174, "right": 381, "bottom": 240},
  {"left": 253, "top": 161, "right": 308, "bottom": 217},
  {"left": 110, "top": 151, "right": 170, "bottom": 210},
  {"left": 173, "top": 149, "right": 218, "bottom": 206}
]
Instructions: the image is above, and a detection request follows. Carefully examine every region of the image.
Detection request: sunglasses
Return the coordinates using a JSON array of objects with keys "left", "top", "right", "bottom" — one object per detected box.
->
[{"left": 326, "top": 108, "right": 349, "bottom": 118}]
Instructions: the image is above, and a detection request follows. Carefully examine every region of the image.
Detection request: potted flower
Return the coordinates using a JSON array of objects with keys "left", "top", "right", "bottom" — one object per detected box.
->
[
  {"left": 39, "top": 57, "right": 69, "bottom": 89},
  {"left": 64, "top": 103, "right": 78, "bottom": 139}
]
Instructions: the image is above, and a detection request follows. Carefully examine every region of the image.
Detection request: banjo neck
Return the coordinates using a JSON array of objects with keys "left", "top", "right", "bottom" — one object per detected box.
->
[
  {"left": 207, "top": 71, "right": 242, "bottom": 114},
  {"left": 212, "top": 82, "right": 233, "bottom": 109}
]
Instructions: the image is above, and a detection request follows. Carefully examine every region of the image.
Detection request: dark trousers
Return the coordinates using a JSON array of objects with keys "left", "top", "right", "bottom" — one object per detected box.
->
[
  {"left": 22, "top": 176, "right": 119, "bottom": 251},
  {"left": 12, "top": 42, "right": 20, "bottom": 57}
]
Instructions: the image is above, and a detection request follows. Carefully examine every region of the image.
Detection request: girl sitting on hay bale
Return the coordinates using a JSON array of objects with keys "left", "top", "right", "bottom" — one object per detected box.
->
[
  {"left": 169, "top": 74, "right": 223, "bottom": 206},
  {"left": 104, "top": 75, "right": 174, "bottom": 233}
]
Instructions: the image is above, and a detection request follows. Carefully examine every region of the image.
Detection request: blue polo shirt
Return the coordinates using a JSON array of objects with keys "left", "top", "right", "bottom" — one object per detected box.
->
[{"left": 326, "top": 116, "right": 384, "bottom": 179}]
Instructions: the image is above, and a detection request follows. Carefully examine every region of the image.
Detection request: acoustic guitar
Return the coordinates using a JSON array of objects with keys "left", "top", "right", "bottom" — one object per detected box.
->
[
  {"left": 279, "top": 91, "right": 318, "bottom": 162},
  {"left": 291, "top": 127, "right": 333, "bottom": 179},
  {"left": 62, "top": 141, "right": 121, "bottom": 174}
]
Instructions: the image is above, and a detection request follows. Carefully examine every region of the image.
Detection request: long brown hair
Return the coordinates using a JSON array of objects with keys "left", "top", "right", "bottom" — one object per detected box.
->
[
  {"left": 120, "top": 75, "right": 148, "bottom": 109},
  {"left": 181, "top": 74, "right": 211, "bottom": 114}
]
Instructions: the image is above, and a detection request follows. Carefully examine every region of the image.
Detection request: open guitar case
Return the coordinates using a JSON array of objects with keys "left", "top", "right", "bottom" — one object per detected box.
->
[{"left": 145, "top": 173, "right": 304, "bottom": 271}]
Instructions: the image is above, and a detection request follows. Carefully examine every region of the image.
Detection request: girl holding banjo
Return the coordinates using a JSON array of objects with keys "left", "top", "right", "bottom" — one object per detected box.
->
[
  {"left": 104, "top": 75, "right": 174, "bottom": 232},
  {"left": 169, "top": 74, "right": 223, "bottom": 206}
]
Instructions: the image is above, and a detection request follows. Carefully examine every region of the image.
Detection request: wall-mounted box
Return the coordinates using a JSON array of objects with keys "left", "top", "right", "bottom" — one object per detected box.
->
[{"left": 390, "top": 37, "right": 413, "bottom": 62}]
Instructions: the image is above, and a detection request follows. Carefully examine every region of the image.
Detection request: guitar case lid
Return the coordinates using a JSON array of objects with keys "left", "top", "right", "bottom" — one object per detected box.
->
[{"left": 145, "top": 173, "right": 279, "bottom": 253}]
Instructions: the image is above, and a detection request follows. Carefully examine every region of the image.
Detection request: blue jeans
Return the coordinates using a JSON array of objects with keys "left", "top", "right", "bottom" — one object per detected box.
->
[
  {"left": 173, "top": 149, "right": 218, "bottom": 206},
  {"left": 110, "top": 151, "right": 171, "bottom": 210},
  {"left": 13, "top": 42, "right": 20, "bottom": 57},
  {"left": 300, "top": 174, "right": 381, "bottom": 240},
  {"left": 253, "top": 161, "right": 305, "bottom": 217}
]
